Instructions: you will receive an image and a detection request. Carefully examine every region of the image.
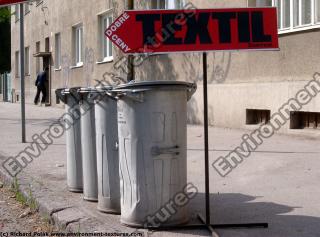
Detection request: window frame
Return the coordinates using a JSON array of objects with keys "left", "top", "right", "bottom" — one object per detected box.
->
[
  {"left": 72, "top": 24, "right": 84, "bottom": 67},
  {"left": 99, "top": 12, "right": 114, "bottom": 63},
  {"left": 15, "top": 51, "right": 20, "bottom": 78},
  {"left": 35, "top": 41, "right": 40, "bottom": 74},
  {"left": 55, "top": 33, "right": 62, "bottom": 70},
  {"left": 316, "top": 0, "right": 320, "bottom": 23},
  {"left": 0, "top": 75, "right": 2, "bottom": 95},
  {"left": 24, "top": 47, "right": 30, "bottom": 76}
]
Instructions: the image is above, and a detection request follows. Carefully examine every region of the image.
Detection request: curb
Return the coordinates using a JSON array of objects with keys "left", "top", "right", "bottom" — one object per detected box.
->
[
  {"left": 0, "top": 154, "right": 143, "bottom": 234},
  {"left": 0, "top": 156, "right": 73, "bottom": 232}
]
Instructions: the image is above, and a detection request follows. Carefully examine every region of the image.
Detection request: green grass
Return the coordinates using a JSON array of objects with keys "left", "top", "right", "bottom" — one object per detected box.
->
[
  {"left": 27, "top": 184, "right": 38, "bottom": 211},
  {"left": 10, "top": 178, "right": 38, "bottom": 211}
]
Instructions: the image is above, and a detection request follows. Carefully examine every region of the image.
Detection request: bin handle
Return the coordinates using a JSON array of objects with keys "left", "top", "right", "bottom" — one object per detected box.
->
[
  {"left": 151, "top": 145, "right": 180, "bottom": 156},
  {"left": 55, "top": 89, "right": 66, "bottom": 104},
  {"left": 113, "top": 89, "right": 148, "bottom": 103},
  {"left": 105, "top": 91, "right": 119, "bottom": 101},
  {"left": 69, "top": 87, "right": 81, "bottom": 102}
]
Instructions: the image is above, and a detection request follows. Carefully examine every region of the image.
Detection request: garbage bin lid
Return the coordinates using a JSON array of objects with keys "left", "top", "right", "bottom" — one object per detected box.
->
[
  {"left": 96, "top": 86, "right": 113, "bottom": 92},
  {"left": 78, "top": 86, "right": 113, "bottom": 93},
  {"left": 113, "top": 80, "right": 195, "bottom": 91},
  {"left": 55, "top": 88, "right": 69, "bottom": 94},
  {"left": 56, "top": 87, "right": 81, "bottom": 95},
  {"left": 55, "top": 87, "right": 81, "bottom": 104},
  {"left": 78, "top": 87, "right": 98, "bottom": 94}
]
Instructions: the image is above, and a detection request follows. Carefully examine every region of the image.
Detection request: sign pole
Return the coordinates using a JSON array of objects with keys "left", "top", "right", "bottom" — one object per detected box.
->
[
  {"left": 127, "top": 0, "right": 134, "bottom": 82},
  {"left": 20, "top": 3, "right": 26, "bottom": 143},
  {"left": 203, "top": 52, "right": 210, "bottom": 225}
]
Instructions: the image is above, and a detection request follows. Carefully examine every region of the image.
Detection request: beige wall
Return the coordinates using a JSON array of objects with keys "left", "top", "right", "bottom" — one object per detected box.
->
[
  {"left": 11, "top": 0, "right": 320, "bottom": 135},
  {"left": 11, "top": 0, "right": 125, "bottom": 104}
]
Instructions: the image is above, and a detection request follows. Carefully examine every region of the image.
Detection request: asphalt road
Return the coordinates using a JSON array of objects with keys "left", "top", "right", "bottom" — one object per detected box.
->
[{"left": 1, "top": 102, "right": 320, "bottom": 236}]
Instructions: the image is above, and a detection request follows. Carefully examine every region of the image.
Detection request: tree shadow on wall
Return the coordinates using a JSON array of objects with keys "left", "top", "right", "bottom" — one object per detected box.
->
[
  {"left": 187, "top": 97, "right": 214, "bottom": 126},
  {"left": 179, "top": 51, "right": 232, "bottom": 84},
  {"left": 135, "top": 54, "right": 178, "bottom": 82}
]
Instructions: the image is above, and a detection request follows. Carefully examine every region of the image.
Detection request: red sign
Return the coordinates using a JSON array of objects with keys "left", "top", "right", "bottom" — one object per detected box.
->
[
  {"left": 0, "top": 0, "right": 30, "bottom": 6},
  {"left": 105, "top": 8, "right": 279, "bottom": 54}
]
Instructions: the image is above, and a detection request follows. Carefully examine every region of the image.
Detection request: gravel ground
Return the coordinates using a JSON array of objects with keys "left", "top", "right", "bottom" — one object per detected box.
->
[{"left": 0, "top": 180, "right": 57, "bottom": 236}]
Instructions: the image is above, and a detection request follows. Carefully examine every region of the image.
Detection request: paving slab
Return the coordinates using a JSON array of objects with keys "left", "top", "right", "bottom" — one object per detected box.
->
[{"left": 0, "top": 102, "right": 320, "bottom": 237}]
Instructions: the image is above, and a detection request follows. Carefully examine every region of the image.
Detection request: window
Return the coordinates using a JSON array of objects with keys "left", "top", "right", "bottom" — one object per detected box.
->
[
  {"left": 152, "top": 0, "right": 184, "bottom": 9},
  {"left": 73, "top": 24, "right": 84, "bottom": 66},
  {"left": 36, "top": 41, "right": 40, "bottom": 73},
  {"left": 45, "top": 37, "right": 50, "bottom": 52},
  {"left": 15, "top": 51, "right": 20, "bottom": 78},
  {"left": 0, "top": 75, "right": 2, "bottom": 95},
  {"left": 293, "top": 0, "right": 312, "bottom": 26},
  {"left": 25, "top": 47, "right": 30, "bottom": 75},
  {"left": 316, "top": 0, "right": 320, "bottom": 22},
  {"left": 255, "top": 0, "right": 273, "bottom": 6},
  {"left": 254, "top": 0, "right": 320, "bottom": 33},
  {"left": 99, "top": 13, "right": 113, "bottom": 62},
  {"left": 14, "top": 5, "right": 20, "bottom": 22},
  {"left": 55, "top": 33, "right": 61, "bottom": 69},
  {"left": 275, "top": 0, "right": 291, "bottom": 29}
]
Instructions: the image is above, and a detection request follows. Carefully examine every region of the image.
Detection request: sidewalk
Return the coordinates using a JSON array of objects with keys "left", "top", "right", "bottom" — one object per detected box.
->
[{"left": 0, "top": 102, "right": 320, "bottom": 237}]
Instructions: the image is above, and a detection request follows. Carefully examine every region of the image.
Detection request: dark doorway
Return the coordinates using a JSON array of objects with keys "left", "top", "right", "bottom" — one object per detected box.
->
[{"left": 33, "top": 51, "right": 52, "bottom": 106}]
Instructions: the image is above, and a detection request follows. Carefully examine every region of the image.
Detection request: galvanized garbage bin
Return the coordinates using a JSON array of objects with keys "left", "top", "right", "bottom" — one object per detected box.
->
[
  {"left": 94, "top": 86, "right": 121, "bottom": 213},
  {"left": 77, "top": 88, "right": 98, "bottom": 202},
  {"left": 112, "top": 81, "right": 197, "bottom": 227},
  {"left": 55, "top": 88, "right": 83, "bottom": 193}
]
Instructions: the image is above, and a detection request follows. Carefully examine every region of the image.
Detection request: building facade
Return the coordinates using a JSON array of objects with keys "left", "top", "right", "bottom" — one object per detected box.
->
[{"left": 10, "top": 0, "right": 320, "bottom": 135}]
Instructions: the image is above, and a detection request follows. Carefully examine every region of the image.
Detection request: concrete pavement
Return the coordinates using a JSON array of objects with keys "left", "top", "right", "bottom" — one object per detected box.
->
[{"left": 0, "top": 102, "right": 320, "bottom": 237}]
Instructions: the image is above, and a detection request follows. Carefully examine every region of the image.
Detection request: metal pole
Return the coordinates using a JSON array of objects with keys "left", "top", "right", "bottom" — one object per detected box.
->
[
  {"left": 127, "top": 0, "right": 134, "bottom": 82},
  {"left": 203, "top": 52, "right": 210, "bottom": 225},
  {"left": 20, "top": 3, "right": 26, "bottom": 143}
]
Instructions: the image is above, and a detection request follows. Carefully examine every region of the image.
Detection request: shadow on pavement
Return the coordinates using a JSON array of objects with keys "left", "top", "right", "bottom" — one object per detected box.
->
[{"left": 179, "top": 192, "right": 320, "bottom": 237}]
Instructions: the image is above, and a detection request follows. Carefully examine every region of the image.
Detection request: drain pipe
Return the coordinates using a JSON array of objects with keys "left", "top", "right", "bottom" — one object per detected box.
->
[{"left": 127, "top": 0, "right": 134, "bottom": 82}]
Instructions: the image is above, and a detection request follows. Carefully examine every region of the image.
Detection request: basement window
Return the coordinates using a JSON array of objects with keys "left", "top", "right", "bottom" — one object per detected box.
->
[
  {"left": 246, "top": 109, "right": 271, "bottom": 125},
  {"left": 290, "top": 111, "right": 320, "bottom": 129}
]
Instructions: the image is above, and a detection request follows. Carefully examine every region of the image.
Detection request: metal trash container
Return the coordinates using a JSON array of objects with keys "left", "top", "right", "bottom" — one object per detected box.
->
[
  {"left": 55, "top": 88, "right": 83, "bottom": 193},
  {"left": 77, "top": 88, "right": 99, "bottom": 201},
  {"left": 112, "top": 81, "right": 197, "bottom": 227},
  {"left": 94, "top": 86, "right": 121, "bottom": 213}
]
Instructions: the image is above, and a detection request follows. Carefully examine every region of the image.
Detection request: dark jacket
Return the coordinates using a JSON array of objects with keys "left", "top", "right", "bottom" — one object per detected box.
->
[{"left": 35, "top": 71, "right": 47, "bottom": 87}]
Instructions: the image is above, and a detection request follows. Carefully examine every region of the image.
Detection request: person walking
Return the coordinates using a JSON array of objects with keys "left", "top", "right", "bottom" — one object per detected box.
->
[{"left": 34, "top": 67, "right": 48, "bottom": 105}]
